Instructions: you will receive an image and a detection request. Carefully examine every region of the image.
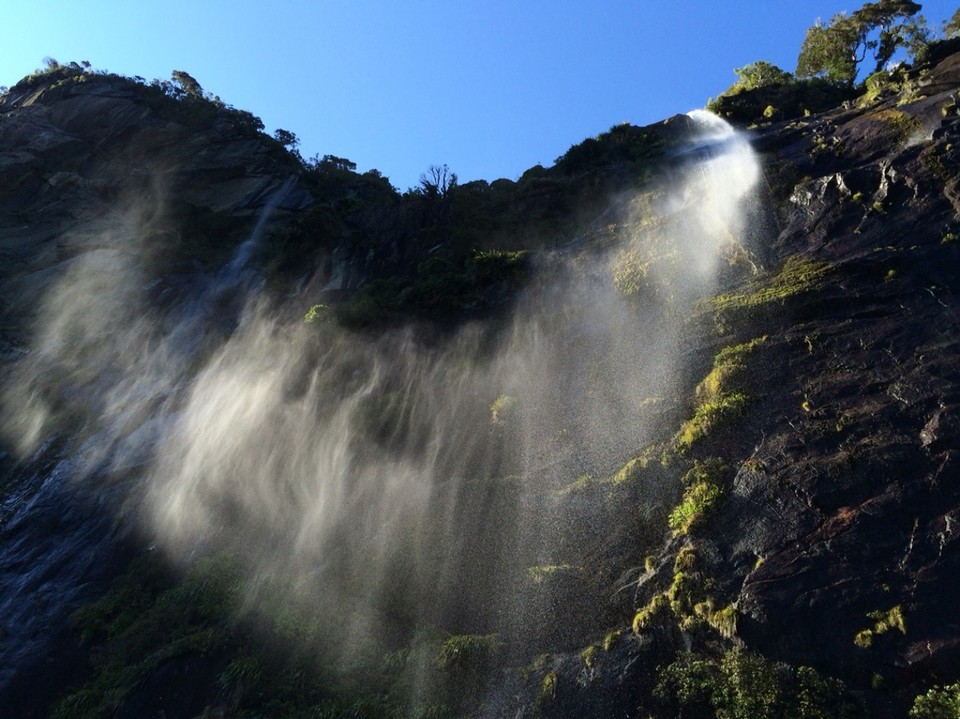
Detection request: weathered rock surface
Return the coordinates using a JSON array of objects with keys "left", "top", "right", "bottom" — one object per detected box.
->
[
  {"left": 517, "top": 43, "right": 960, "bottom": 719},
  {"left": 4, "top": 45, "right": 960, "bottom": 718}
]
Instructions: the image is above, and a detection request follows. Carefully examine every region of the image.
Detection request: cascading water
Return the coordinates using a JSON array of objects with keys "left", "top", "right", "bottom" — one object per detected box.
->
[
  {"left": 0, "top": 176, "right": 299, "bottom": 696},
  {"left": 0, "top": 113, "right": 763, "bottom": 709}
]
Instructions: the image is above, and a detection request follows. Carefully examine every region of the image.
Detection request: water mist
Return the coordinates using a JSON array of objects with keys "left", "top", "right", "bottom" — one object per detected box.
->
[{"left": 0, "top": 112, "right": 764, "bottom": 703}]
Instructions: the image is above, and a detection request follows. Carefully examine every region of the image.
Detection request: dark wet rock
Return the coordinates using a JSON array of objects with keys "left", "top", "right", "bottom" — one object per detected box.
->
[
  {"left": 5, "top": 46, "right": 960, "bottom": 719},
  {"left": 920, "top": 407, "right": 960, "bottom": 453}
]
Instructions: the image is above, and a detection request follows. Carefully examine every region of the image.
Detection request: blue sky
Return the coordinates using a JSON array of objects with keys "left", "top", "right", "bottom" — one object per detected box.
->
[{"left": 2, "top": 1, "right": 957, "bottom": 190}]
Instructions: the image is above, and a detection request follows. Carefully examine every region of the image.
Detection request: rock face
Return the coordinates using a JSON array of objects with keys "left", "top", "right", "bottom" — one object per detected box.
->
[
  {"left": 516, "top": 47, "right": 960, "bottom": 718},
  {"left": 4, "top": 49, "right": 960, "bottom": 718},
  {"left": 723, "top": 54, "right": 960, "bottom": 686},
  {"left": 0, "top": 72, "right": 310, "bottom": 341},
  {"left": 0, "top": 71, "right": 311, "bottom": 714}
]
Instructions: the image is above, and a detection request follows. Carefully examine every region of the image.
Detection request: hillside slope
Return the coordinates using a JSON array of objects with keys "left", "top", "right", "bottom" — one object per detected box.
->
[{"left": 1, "top": 48, "right": 960, "bottom": 718}]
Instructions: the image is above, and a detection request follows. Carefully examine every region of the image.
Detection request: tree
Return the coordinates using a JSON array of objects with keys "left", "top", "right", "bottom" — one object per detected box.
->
[
  {"left": 944, "top": 9, "right": 960, "bottom": 38},
  {"left": 419, "top": 164, "right": 457, "bottom": 198},
  {"left": 796, "top": 1, "right": 925, "bottom": 85},
  {"left": 312, "top": 155, "right": 357, "bottom": 173},
  {"left": 170, "top": 70, "right": 205, "bottom": 99},
  {"left": 731, "top": 61, "right": 794, "bottom": 91}
]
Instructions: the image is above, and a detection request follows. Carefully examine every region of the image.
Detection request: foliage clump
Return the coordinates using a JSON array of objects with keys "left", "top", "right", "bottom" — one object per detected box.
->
[
  {"left": 338, "top": 250, "right": 531, "bottom": 327},
  {"left": 853, "top": 604, "right": 906, "bottom": 648},
  {"left": 527, "top": 564, "right": 579, "bottom": 584},
  {"left": 633, "top": 544, "right": 734, "bottom": 636},
  {"left": 490, "top": 394, "right": 518, "bottom": 424},
  {"left": 654, "top": 648, "right": 865, "bottom": 719},
  {"left": 437, "top": 633, "right": 501, "bottom": 671},
  {"left": 708, "top": 255, "right": 833, "bottom": 314},
  {"left": 910, "top": 682, "right": 960, "bottom": 718},
  {"left": 675, "top": 337, "right": 766, "bottom": 452},
  {"left": 796, "top": 1, "right": 928, "bottom": 86},
  {"left": 667, "top": 458, "right": 732, "bottom": 535}
]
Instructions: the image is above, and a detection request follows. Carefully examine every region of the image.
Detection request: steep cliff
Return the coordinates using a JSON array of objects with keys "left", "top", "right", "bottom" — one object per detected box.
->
[{"left": 2, "top": 48, "right": 960, "bottom": 719}]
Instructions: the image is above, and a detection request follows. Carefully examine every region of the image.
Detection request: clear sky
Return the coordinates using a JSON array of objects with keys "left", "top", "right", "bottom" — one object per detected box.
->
[{"left": 1, "top": 1, "right": 957, "bottom": 190}]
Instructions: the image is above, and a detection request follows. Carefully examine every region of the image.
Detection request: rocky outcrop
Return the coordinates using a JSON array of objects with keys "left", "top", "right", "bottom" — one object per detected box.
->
[
  {"left": 516, "top": 43, "right": 960, "bottom": 719},
  {"left": 0, "top": 72, "right": 311, "bottom": 340},
  {"left": 4, "top": 46, "right": 960, "bottom": 718}
]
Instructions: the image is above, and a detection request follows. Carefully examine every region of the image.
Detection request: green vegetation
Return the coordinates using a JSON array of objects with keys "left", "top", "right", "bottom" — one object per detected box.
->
[
  {"left": 730, "top": 61, "right": 795, "bottom": 93},
  {"left": 697, "top": 337, "right": 767, "bottom": 406},
  {"left": 536, "top": 671, "right": 558, "bottom": 711},
  {"left": 910, "top": 682, "right": 960, "bottom": 718},
  {"left": 707, "top": 0, "right": 960, "bottom": 123},
  {"left": 668, "top": 459, "right": 732, "bottom": 535},
  {"left": 853, "top": 605, "right": 906, "bottom": 648},
  {"left": 874, "top": 107, "right": 923, "bottom": 145},
  {"left": 337, "top": 250, "right": 531, "bottom": 327},
  {"left": 611, "top": 243, "right": 684, "bottom": 307},
  {"left": 557, "top": 473, "right": 592, "bottom": 495},
  {"left": 56, "top": 552, "right": 461, "bottom": 718},
  {"left": 796, "top": 1, "right": 927, "bottom": 86},
  {"left": 606, "top": 444, "right": 666, "bottom": 485},
  {"left": 436, "top": 633, "right": 501, "bottom": 671},
  {"left": 602, "top": 630, "right": 622, "bottom": 651},
  {"left": 633, "top": 545, "right": 727, "bottom": 635},
  {"left": 859, "top": 68, "right": 905, "bottom": 105},
  {"left": 947, "top": 9, "right": 960, "bottom": 38},
  {"left": 708, "top": 255, "right": 833, "bottom": 314},
  {"left": 56, "top": 552, "right": 242, "bottom": 718},
  {"left": 654, "top": 648, "right": 865, "bottom": 718},
  {"left": 675, "top": 337, "right": 766, "bottom": 453},
  {"left": 490, "top": 393, "right": 518, "bottom": 424},
  {"left": 580, "top": 644, "right": 600, "bottom": 668}
]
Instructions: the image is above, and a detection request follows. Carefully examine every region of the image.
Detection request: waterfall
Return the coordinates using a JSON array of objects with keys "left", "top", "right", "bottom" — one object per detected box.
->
[
  {"left": 0, "top": 114, "right": 764, "bottom": 699},
  {"left": 221, "top": 175, "right": 298, "bottom": 282}
]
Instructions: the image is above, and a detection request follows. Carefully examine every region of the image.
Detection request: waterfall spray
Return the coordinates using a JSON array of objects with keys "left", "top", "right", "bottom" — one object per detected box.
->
[{"left": 0, "top": 112, "right": 764, "bottom": 706}]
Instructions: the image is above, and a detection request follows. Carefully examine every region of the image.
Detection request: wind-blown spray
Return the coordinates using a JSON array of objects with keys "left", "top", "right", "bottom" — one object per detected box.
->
[{"left": 0, "top": 113, "right": 763, "bottom": 692}]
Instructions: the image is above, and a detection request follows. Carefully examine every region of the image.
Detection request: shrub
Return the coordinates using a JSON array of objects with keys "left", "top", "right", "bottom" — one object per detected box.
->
[
  {"left": 675, "top": 392, "right": 750, "bottom": 452},
  {"left": 910, "top": 682, "right": 960, "bottom": 718},
  {"left": 654, "top": 648, "right": 864, "bottom": 719},
  {"left": 669, "top": 478, "right": 725, "bottom": 535}
]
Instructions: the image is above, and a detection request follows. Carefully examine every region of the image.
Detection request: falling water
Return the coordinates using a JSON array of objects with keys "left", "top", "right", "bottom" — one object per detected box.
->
[{"left": 0, "top": 113, "right": 763, "bottom": 701}]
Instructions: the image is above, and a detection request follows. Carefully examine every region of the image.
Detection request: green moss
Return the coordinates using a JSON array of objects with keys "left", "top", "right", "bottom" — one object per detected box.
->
[
  {"left": 675, "top": 338, "right": 764, "bottom": 453},
  {"left": 668, "top": 482, "right": 724, "bottom": 536},
  {"left": 303, "top": 303, "right": 331, "bottom": 324},
  {"left": 437, "top": 633, "right": 501, "bottom": 671},
  {"left": 876, "top": 107, "right": 923, "bottom": 144},
  {"left": 855, "top": 605, "right": 906, "bottom": 649},
  {"left": 602, "top": 630, "right": 622, "bottom": 651},
  {"left": 606, "top": 444, "right": 662, "bottom": 485},
  {"left": 708, "top": 255, "right": 832, "bottom": 313},
  {"left": 675, "top": 392, "right": 750, "bottom": 452},
  {"left": 706, "top": 603, "right": 737, "bottom": 639},
  {"left": 55, "top": 552, "right": 243, "bottom": 719},
  {"left": 633, "top": 592, "right": 671, "bottom": 633},
  {"left": 536, "top": 670, "right": 558, "bottom": 711},
  {"left": 612, "top": 247, "right": 650, "bottom": 297},
  {"left": 580, "top": 644, "right": 600, "bottom": 668},
  {"left": 557, "top": 473, "right": 592, "bottom": 495}
]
